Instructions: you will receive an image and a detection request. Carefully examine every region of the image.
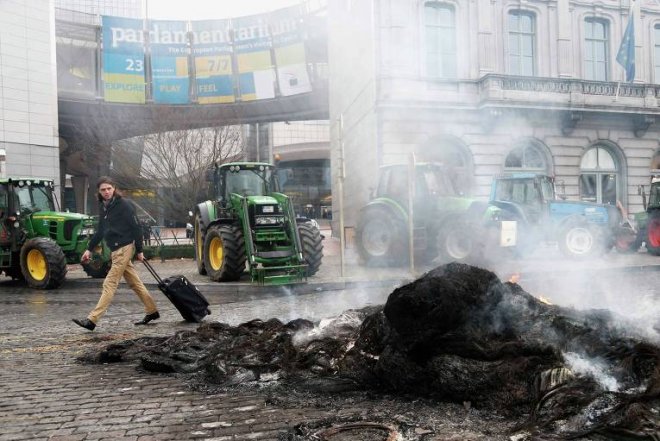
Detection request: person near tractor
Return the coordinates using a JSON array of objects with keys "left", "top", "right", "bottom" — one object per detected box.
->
[{"left": 72, "top": 176, "right": 159, "bottom": 331}]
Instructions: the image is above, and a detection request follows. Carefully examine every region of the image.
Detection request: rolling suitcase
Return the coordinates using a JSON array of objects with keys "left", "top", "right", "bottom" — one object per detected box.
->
[{"left": 143, "top": 260, "right": 211, "bottom": 323}]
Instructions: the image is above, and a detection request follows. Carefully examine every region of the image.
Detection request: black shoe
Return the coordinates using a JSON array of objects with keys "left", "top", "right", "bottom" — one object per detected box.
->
[
  {"left": 135, "top": 311, "right": 160, "bottom": 326},
  {"left": 72, "top": 318, "right": 96, "bottom": 331}
]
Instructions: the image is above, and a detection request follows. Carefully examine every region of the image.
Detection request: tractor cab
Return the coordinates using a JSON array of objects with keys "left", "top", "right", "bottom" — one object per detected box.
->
[
  {"left": 373, "top": 163, "right": 464, "bottom": 222},
  {"left": 217, "top": 162, "right": 279, "bottom": 203},
  {"left": 4, "top": 178, "right": 56, "bottom": 214},
  {"left": 490, "top": 173, "right": 555, "bottom": 225}
]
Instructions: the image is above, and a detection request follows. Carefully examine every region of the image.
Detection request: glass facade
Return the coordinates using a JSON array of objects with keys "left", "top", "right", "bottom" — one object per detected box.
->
[
  {"left": 55, "top": 0, "right": 144, "bottom": 18},
  {"left": 276, "top": 159, "right": 331, "bottom": 219}
]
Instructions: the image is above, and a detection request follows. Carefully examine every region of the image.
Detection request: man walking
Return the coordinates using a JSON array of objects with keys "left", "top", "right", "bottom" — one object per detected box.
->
[{"left": 73, "top": 176, "right": 159, "bottom": 331}]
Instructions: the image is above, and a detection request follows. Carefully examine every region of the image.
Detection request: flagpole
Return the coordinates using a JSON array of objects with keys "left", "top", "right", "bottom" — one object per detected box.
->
[{"left": 614, "top": 0, "right": 635, "bottom": 102}]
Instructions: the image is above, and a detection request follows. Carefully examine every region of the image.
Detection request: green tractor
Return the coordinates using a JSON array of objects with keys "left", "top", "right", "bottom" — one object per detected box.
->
[
  {"left": 0, "top": 177, "right": 110, "bottom": 289},
  {"left": 193, "top": 162, "right": 323, "bottom": 285},
  {"left": 355, "top": 163, "right": 517, "bottom": 266}
]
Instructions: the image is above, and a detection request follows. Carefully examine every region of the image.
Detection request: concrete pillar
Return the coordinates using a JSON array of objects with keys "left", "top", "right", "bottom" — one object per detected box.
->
[{"left": 71, "top": 175, "right": 89, "bottom": 214}]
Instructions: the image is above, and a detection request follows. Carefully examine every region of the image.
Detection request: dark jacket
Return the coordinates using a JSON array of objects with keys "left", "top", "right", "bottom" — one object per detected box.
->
[{"left": 87, "top": 196, "right": 144, "bottom": 253}]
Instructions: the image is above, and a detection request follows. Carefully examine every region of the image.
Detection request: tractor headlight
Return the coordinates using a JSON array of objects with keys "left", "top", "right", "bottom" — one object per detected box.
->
[
  {"left": 255, "top": 216, "right": 284, "bottom": 225},
  {"left": 79, "top": 228, "right": 95, "bottom": 236},
  {"left": 262, "top": 205, "right": 275, "bottom": 213}
]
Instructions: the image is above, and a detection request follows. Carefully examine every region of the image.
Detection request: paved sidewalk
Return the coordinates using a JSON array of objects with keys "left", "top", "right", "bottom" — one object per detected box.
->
[{"left": 64, "top": 227, "right": 660, "bottom": 295}]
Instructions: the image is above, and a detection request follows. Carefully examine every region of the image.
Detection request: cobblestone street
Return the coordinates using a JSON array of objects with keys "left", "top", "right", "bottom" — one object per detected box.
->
[{"left": 0, "top": 271, "right": 396, "bottom": 441}]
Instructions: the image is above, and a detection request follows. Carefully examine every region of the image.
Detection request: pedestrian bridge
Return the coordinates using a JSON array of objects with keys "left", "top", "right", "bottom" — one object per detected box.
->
[{"left": 55, "top": 6, "right": 329, "bottom": 147}]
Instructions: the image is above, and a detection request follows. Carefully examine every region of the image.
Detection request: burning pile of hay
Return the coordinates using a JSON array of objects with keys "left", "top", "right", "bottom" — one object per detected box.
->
[{"left": 84, "top": 263, "right": 660, "bottom": 439}]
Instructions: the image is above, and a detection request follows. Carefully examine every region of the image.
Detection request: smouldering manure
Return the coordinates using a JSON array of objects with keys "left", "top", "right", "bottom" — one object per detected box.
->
[{"left": 80, "top": 263, "right": 660, "bottom": 440}]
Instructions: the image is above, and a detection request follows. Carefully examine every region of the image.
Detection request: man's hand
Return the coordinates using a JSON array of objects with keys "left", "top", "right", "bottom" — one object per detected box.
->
[
  {"left": 136, "top": 252, "right": 144, "bottom": 262},
  {"left": 80, "top": 250, "right": 92, "bottom": 264}
]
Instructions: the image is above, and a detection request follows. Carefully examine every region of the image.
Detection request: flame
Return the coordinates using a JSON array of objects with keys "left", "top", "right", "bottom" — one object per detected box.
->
[
  {"left": 508, "top": 273, "right": 521, "bottom": 284},
  {"left": 537, "top": 295, "right": 553, "bottom": 305}
]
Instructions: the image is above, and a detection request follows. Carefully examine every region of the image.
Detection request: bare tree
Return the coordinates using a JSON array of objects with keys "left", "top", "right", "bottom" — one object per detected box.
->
[{"left": 112, "top": 125, "right": 244, "bottom": 225}]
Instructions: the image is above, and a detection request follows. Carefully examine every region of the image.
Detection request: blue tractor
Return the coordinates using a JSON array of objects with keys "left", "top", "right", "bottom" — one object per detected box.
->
[{"left": 489, "top": 173, "right": 623, "bottom": 258}]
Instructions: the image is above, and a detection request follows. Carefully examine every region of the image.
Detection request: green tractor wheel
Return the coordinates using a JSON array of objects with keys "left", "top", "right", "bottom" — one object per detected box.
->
[
  {"left": 20, "top": 238, "right": 67, "bottom": 289},
  {"left": 356, "top": 209, "right": 407, "bottom": 267},
  {"left": 194, "top": 215, "right": 207, "bottom": 275},
  {"left": 298, "top": 222, "right": 323, "bottom": 276},
  {"left": 436, "top": 219, "right": 480, "bottom": 263},
  {"left": 203, "top": 225, "right": 246, "bottom": 282}
]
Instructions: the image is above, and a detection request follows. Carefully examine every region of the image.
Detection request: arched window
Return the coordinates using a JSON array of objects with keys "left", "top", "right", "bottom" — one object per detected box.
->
[
  {"left": 584, "top": 18, "right": 610, "bottom": 81},
  {"left": 504, "top": 140, "right": 550, "bottom": 173},
  {"left": 424, "top": 2, "right": 456, "bottom": 78},
  {"left": 508, "top": 10, "right": 536, "bottom": 76},
  {"left": 579, "top": 146, "right": 619, "bottom": 205},
  {"left": 418, "top": 137, "right": 472, "bottom": 195}
]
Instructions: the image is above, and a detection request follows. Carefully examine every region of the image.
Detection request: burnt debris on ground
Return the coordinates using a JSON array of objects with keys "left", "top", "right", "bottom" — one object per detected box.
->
[{"left": 81, "top": 263, "right": 660, "bottom": 440}]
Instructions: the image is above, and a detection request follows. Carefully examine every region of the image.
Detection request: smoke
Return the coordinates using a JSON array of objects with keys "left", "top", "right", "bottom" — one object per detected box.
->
[
  {"left": 563, "top": 351, "right": 621, "bottom": 392},
  {"left": 509, "top": 255, "right": 660, "bottom": 344}
]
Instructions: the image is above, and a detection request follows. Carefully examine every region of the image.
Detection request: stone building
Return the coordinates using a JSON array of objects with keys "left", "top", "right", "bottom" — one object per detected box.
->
[{"left": 328, "top": 0, "right": 660, "bottom": 228}]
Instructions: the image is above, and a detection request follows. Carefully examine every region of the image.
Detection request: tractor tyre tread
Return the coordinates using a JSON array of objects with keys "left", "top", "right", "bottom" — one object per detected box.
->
[
  {"left": 204, "top": 224, "right": 246, "bottom": 282},
  {"left": 298, "top": 223, "right": 323, "bottom": 276}
]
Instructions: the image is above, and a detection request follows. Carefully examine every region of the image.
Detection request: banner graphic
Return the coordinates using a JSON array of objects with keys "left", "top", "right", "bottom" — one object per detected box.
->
[
  {"left": 233, "top": 14, "right": 276, "bottom": 101},
  {"left": 270, "top": 5, "right": 312, "bottom": 96},
  {"left": 149, "top": 20, "right": 190, "bottom": 104},
  {"left": 102, "top": 16, "right": 146, "bottom": 103},
  {"left": 190, "top": 19, "right": 235, "bottom": 104}
]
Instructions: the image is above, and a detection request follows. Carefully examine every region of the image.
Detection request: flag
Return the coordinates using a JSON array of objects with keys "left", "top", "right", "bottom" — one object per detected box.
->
[{"left": 616, "top": 5, "right": 635, "bottom": 82}]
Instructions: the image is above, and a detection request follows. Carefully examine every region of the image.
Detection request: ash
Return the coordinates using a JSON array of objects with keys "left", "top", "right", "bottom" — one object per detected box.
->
[{"left": 81, "top": 263, "right": 660, "bottom": 440}]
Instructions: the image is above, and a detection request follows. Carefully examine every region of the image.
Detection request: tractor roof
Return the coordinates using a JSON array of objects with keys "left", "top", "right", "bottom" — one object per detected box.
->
[
  {"left": 219, "top": 162, "right": 273, "bottom": 169},
  {"left": 0, "top": 177, "right": 54, "bottom": 185}
]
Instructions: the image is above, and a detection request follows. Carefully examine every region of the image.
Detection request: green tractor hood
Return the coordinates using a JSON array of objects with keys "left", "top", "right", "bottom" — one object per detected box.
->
[{"left": 28, "top": 211, "right": 97, "bottom": 249}]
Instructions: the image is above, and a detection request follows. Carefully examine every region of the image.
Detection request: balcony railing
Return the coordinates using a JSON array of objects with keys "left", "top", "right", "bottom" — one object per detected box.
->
[{"left": 479, "top": 74, "right": 660, "bottom": 111}]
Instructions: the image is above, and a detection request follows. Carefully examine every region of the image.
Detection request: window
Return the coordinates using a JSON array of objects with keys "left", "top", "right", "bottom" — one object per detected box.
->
[
  {"left": 585, "top": 18, "right": 610, "bottom": 81},
  {"left": 508, "top": 11, "right": 536, "bottom": 76},
  {"left": 505, "top": 142, "right": 548, "bottom": 171},
  {"left": 655, "top": 25, "right": 660, "bottom": 82},
  {"left": 580, "top": 146, "right": 618, "bottom": 205},
  {"left": 424, "top": 2, "right": 456, "bottom": 78}
]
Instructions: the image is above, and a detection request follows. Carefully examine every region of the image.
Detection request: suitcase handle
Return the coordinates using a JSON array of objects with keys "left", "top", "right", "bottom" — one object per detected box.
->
[{"left": 142, "top": 259, "right": 163, "bottom": 284}]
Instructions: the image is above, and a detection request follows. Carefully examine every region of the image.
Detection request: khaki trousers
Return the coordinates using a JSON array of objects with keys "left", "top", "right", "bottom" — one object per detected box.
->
[{"left": 88, "top": 243, "right": 157, "bottom": 324}]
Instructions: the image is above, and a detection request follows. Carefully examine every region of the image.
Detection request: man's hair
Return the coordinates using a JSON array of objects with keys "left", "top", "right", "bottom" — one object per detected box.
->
[{"left": 96, "top": 176, "right": 123, "bottom": 201}]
